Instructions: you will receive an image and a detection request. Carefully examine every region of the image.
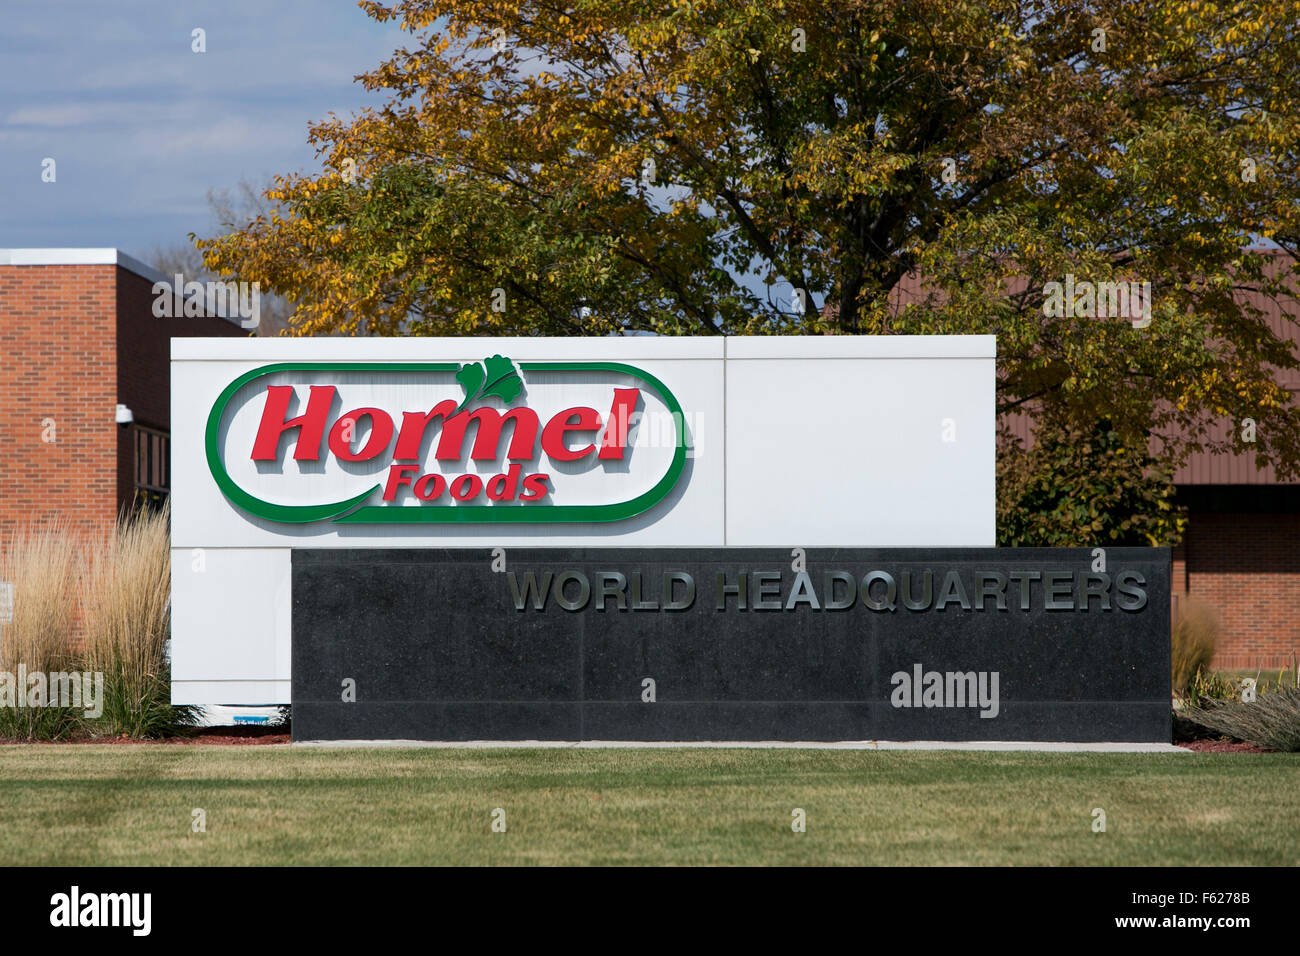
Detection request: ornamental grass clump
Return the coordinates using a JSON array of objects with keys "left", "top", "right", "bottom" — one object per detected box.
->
[
  {"left": 80, "top": 504, "right": 196, "bottom": 738},
  {"left": 1183, "top": 686, "right": 1300, "bottom": 752},
  {"left": 0, "top": 522, "right": 82, "bottom": 740},
  {"left": 1170, "top": 598, "right": 1217, "bottom": 698}
]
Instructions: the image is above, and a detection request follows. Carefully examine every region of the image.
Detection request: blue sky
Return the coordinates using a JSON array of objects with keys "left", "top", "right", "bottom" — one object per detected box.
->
[{"left": 0, "top": 0, "right": 404, "bottom": 259}]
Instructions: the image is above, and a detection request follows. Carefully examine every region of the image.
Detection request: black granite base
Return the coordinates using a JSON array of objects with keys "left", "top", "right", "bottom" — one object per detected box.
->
[{"left": 291, "top": 548, "right": 1171, "bottom": 742}]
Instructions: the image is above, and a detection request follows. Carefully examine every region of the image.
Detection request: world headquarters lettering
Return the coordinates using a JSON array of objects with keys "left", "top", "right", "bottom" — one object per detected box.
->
[{"left": 506, "top": 568, "right": 1149, "bottom": 613}]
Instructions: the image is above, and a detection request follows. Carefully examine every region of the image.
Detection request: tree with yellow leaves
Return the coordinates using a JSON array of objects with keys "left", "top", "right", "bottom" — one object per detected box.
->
[{"left": 199, "top": 0, "right": 1300, "bottom": 544}]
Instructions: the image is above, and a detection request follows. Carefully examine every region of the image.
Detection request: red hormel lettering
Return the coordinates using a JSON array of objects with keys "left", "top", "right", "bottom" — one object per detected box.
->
[{"left": 249, "top": 383, "right": 640, "bottom": 506}]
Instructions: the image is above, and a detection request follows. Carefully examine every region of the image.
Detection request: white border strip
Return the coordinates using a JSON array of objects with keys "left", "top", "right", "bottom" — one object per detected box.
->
[
  {"left": 0, "top": 247, "right": 166, "bottom": 284},
  {"left": 171, "top": 334, "right": 994, "bottom": 361}
]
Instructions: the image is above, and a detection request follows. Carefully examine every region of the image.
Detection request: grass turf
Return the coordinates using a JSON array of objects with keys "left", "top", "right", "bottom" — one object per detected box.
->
[{"left": 0, "top": 746, "right": 1295, "bottom": 866}]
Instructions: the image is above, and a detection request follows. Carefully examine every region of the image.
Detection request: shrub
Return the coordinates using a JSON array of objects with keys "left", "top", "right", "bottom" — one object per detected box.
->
[
  {"left": 1184, "top": 668, "right": 1238, "bottom": 708},
  {"left": 80, "top": 504, "right": 197, "bottom": 738},
  {"left": 997, "top": 418, "right": 1186, "bottom": 547},
  {"left": 1172, "top": 669, "right": 1239, "bottom": 742},
  {"left": 0, "top": 523, "right": 82, "bottom": 740},
  {"left": 1171, "top": 598, "right": 1218, "bottom": 697},
  {"left": 1269, "top": 656, "right": 1299, "bottom": 692},
  {"left": 1182, "top": 686, "right": 1300, "bottom": 752},
  {"left": 272, "top": 705, "right": 291, "bottom": 730}
]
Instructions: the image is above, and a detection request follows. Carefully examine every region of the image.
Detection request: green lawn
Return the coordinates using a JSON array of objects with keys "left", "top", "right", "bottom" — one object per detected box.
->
[{"left": 0, "top": 746, "right": 1295, "bottom": 865}]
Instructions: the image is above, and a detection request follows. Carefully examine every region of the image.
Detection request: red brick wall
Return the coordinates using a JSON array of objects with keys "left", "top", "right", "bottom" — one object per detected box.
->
[
  {"left": 1175, "top": 513, "right": 1300, "bottom": 670},
  {"left": 0, "top": 264, "right": 119, "bottom": 538},
  {"left": 0, "top": 261, "right": 245, "bottom": 537}
]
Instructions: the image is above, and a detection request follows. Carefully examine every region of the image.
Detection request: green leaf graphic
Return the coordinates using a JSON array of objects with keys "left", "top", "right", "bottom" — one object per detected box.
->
[
  {"left": 479, "top": 354, "right": 524, "bottom": 403},
  {"left": 455, "top": 354, "right": 523, "bottom": 411},
  {"left": 454, "top": 362, "right": 485, "bottom": 410}
]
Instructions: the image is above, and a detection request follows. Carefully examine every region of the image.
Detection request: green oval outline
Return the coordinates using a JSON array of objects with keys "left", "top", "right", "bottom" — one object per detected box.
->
[{"left": 204, "top": 361, "right": 688, "bottom": 524}]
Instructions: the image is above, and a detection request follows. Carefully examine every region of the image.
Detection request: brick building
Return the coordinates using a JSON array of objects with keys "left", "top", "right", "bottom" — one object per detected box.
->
[
  {"left": 0, "top": 249, "right": 245, "bottom": 537},
  {"left": 1167, "top": 255, "right": 1300, "bottom": 669}
]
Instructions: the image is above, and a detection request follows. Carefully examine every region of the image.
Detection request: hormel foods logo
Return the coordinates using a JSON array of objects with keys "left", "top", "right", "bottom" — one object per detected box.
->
[{"left": 205, "top": 357, "right": 688, "bottom": 524}]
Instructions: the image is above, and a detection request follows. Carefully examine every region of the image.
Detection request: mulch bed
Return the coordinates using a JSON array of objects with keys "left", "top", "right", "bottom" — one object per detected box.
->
[
  {"left": 1177, "top": 739, "right": 1273, "bottom": 754},
  {"left": 0, "top": 726, "right": 290, "bottom": 745}
]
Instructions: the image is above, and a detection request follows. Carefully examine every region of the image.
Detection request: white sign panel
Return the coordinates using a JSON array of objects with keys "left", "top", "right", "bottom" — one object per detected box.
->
[{"left": 171, "top": 335, "right": 995, "bottom": 704}]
